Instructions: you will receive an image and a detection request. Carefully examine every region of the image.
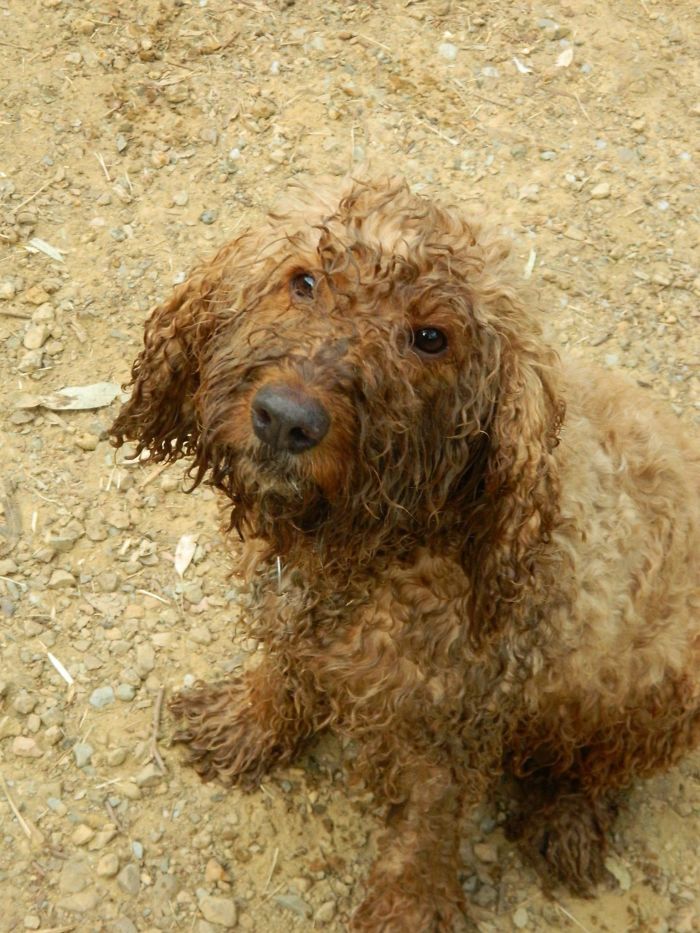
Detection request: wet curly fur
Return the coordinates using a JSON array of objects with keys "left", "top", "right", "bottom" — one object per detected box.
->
[{"left": 111, "top": 177, "right": 700, "bottom": 931}]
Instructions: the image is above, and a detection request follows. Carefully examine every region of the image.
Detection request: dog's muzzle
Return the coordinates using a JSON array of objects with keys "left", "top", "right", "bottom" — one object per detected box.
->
[{"left": 251, "top": 383, "right": 330, "bottom": 454}]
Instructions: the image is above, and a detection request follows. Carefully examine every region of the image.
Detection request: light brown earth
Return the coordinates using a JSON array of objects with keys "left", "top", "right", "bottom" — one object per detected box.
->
[{"left": 0, "top": 0, "right": 698, "bottom": 930}]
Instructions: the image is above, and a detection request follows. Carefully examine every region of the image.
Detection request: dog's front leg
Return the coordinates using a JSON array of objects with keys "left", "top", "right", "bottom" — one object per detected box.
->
[
  {"left": 169, "top": 655, "right": 325, "bottom": 787},
  {"left": 351, "top": 757, "right": 472, "bottom": 933}
]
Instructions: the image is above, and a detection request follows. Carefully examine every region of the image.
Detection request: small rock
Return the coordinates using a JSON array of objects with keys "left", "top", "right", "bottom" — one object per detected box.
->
[
  {"left": 12, "top": 736, "right": 43, "bottom": 758},
  {"left": 513, "top": 906, "right": 529, "bottom": 928},
  {"left": 71, "top": 824, "right": 95, "bottom": 846},
  {"left": 0, "top": 280, "right": 16, "bottom": 300},
  {"left": 274, "top": 893, "right": 311, "bottom": 918},
  {"left": 23, "top": 284, "right": 50, "bottom": 305},
  {"left": 134, "top": 762, "right": 165, "bottom": 787},
  {"left": 73, "top": 742, "right": 94, "bottom": 768},
  {"left": 13, "top": 691, "right": 37, "bottom": 715},
  {"left": 205, "top": 859, "right": 227, "bottom": 883},
  {"left": 172, "top": 190, "right": 189, "bottom": 206},
  {"left": 199, "top": 894, "right": 238, "bottom": 927},
  {"left": 106, "top": 747, "right": 128, "bottom": 767},
  {"left": 605, "top": 855, "right": 632, "bottom": 891},
  {"left": 200, "top": 210, "right": 217, "bottom": 225},
  {"left": 117, "top": 863, "right": 141, "bottom": 896},
  {"left": 96, "top": 853, "right": 120, "bottom": 878},
  {"left": 89, "top": 826, "right": 118, "bottom": 850},
  {"left": 89, "top": 686, "right": 115, "bottom": 709},
  {"left": 438, "top": 42, "right": 458, "bottom": 61},
  {"left": 58, "top": 891, "right": 100, "bottom": 913},
  {"left": 473, "top": 842, "right": 499, "bottom": 863},
  {"left": 47, "top": 569, "right": 76, "bottom": 589},
  {"left": 135, "top": 644, "right": 155, "bottom": 677},
  {"left": 314, "top": 901, "right": 337, "bottom": 924},
  {"left": 60, "top": 857, "right": 91, "bottom": 894},
  {"left": 116, "top": 683, "right": 136, "bottom": 702},
  {"left": 75, "top": 432, "right": 99, "bottom": 451},
  {"left": 23, "top": 916, "right": 40, "bottom": 930},
  {"left": 18, "top": 349, "right": 44, "bottom": 371},
  {"left": 591, "top": 182, "right": 611, "bottom": 199},
  {"left": 190, "top": 626, "right": 212, "bottom": 645},
  {"left": 23, "top": 323, "right": 50, "bottom": 350}
]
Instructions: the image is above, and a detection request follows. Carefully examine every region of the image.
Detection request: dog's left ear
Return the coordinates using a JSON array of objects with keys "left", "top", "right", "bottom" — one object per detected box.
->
[
  {"left": 464, "top": 283, "right": 565, "bottom": 647},
  {"left": 110, "top": 238, "right": 247, "bottom": 464}
]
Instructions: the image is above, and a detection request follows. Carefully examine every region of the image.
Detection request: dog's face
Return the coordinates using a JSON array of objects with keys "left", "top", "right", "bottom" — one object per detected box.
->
[{"left": 112, "top": 178, "right": 561, "bottom": 578}]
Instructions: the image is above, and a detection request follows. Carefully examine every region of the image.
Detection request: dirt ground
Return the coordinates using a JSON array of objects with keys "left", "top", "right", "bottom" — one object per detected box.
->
[{"left": 1, "top": 0, "right": 699, "bottom": 930}]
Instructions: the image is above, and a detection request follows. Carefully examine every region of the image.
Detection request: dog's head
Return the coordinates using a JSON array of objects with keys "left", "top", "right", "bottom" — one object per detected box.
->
[{"left": 112, "top": 177, "right": 563, "bottom": 635}]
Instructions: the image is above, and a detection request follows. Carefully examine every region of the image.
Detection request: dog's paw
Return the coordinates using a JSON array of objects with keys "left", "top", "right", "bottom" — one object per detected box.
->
[
  {"left": 506, "top": 790, "right": 614, "bottom": 896},
  {"left": 169, "top": 678, "right": 291, "bottom": 787},
  {"left": 350, "top": 873, "right": 472, "bottom": 933}
]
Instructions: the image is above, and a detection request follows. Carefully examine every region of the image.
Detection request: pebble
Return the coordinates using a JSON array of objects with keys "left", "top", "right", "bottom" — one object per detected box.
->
[
  {"left": 57, "top": 891, "right": 100, "bottom": 913},
  {"left": 18, "top": 349, "right": 44, "bottom": 371},
  {"left": 172, "top": 190, "right": 189, "bottom": 206},
  {"left": 513, "top": 906, "right": 529, "bottom": 928},
  {"left": 200, "top": 210, "right": 217, "bottom": 225},
  {"left": 89, "top": 685, "right": 116, "bottom": 709},
  {"left": 23, "top": 323, "right": 50, "bottom": 350},
  {"left": 314, "top": 901, "right": 337, "bottom": 924},
  {"left": 12, "top": 736, "right": 43, "bottom": 758},
  {"left": 190, "top": 625, "right": 213, "bottom": 645},
  {"left": 106, "top": 747, "right": 128, "bottom": 766},
  {"left": 71, "top": 824, "right": 95, "bottom": 846},
  {"left": 205, "top": 858, "right": 227, "bottom": 883},
  {"left": 134, "top": 762, "right": 165, "bottom": 787},
  {"left": 116, "top": 683, "right": 136, "bottom": 701},
  {"left": 73, "top": 742, "right": 94, "bottom": 768},
  {"left": 0, "top": 279, "right": 16, "bottom": 300},
  {"left": 23, "top": 285, "right": 50, "bottom": 305},
  {"left": 438, "top": 42, "right": 458, "bottom": 61},
  {"left": 117, "top": 862, "right": 141, "bottom": 896},
  {"left": 90, "top": 826, "right": 118, "bottom": 850},
  {"left": 96, "top": 853, "right": 120, "bottom": 877},
  {"left": 274, "top": 893, "right": 311, "bottom": 918},
  {"left": 75, "top": 432, "right": 99, "bottom": 451},
  {"left": 13, "top": 691, "right": 37, "bottom": 714},
  {"left": 199, "top": 894, "right": 238, "bottom": 927},
  {"left": 591, "top": 182, "right": 611, "bottom": 199},
  {"left": 60, "top": 857, "right": 91, "bottom": 894},
  {"left": 47, "top": 569, "right": 76, "bottom": 589},
  {"left": 23, "top": 916, "right": 40, "bottom": 930},
  {"left": 473, "top": 842, "right": 499, "bottom": 863},
  {"left": 136, "top": 643, "right": 156, "bottom": 677}
]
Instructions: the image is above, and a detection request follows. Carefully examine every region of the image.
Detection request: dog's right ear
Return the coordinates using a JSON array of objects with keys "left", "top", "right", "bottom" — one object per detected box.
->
[{"left": 110, "top": 247, "right": 233, "bottom": 463}]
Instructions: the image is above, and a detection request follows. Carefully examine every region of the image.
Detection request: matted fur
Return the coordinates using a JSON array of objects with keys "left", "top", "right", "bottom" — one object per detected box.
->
[{"left": 111, "top": 177, "right": 700, "bottom": 932}]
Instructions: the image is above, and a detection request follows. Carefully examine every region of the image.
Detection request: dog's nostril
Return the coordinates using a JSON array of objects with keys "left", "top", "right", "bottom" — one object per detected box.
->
[
  {"left": 251, "top": 384, "right": 330, "bottom": 454},
  {"left": 255, "top": 406, "right": 272, "bottom": 426}
]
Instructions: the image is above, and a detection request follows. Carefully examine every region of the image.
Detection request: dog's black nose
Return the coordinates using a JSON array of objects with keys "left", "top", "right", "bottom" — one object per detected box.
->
[{"left": 251, "top": 384, "right": 330, "bottom": 453}]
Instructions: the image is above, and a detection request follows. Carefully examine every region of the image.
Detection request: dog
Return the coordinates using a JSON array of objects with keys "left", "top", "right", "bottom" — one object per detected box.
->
[{"left": 111, "top": 177, "right": 700, "bottom": 931}]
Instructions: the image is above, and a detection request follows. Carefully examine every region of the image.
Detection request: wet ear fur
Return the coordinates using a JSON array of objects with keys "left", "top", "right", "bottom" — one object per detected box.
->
[
  {"left": 458, "top": 242, "right": 565, "bottom": 647},
  {"left": 110, "top": 242, "right": 241, "bottom": 463}
]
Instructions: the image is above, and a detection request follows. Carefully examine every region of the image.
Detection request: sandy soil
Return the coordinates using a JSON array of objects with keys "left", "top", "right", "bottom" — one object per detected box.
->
[{"left": 1, "top": 0, "right": 699, "bottom": 930}]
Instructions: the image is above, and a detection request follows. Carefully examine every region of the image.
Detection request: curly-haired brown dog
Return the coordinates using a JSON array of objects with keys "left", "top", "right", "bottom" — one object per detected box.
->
[{"left": 111, "top": 177, "right": 700, "bottom": 931}]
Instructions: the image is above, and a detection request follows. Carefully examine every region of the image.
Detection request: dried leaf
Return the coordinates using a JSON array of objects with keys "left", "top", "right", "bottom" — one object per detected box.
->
[
  {"left": 556, "top": 47, "right": 574, "bottom": 68},
  {"left": 523, "top": 248, "right": 537, "bottom": 279},
  {"left": 15, "top": 382, "right": 123, "bottom": 411},
  {"left": 27, "top": 237, "right": 65, "bottom": 262},
  {"left": 46, "top": 651, "right": 74, "bottom": 686},
  {"left": 174, "top": 533, "right": 198, "bottom": 578}
]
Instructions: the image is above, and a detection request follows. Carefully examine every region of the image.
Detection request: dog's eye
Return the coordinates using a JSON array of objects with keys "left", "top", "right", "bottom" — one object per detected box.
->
[
  {"left": 412, "top": 327, "right": 448, "bottom": 356},
  {"left": 290, "top": 272, "right": 315, "bottom": 301}
]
